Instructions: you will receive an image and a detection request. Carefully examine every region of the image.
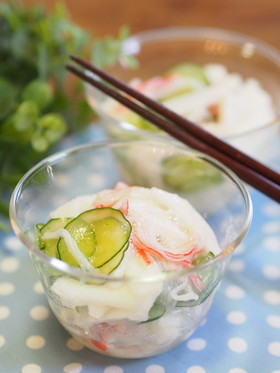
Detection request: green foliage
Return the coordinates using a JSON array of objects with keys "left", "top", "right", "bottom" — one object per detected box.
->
[
  {"left": 0, "top": 1, "right": 134, "bottom": 221},
  {"left": 92, "top": 25, "right": 138, "bottom": 69}
]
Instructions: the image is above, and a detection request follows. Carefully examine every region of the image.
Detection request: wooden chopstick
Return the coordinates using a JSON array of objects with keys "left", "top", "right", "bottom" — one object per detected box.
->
[
  {"left": 66, "top": 57, "right": 280, "bottom": 203},
  {"left": 70, "top": 55, "right": 280, "bottom": 186}
]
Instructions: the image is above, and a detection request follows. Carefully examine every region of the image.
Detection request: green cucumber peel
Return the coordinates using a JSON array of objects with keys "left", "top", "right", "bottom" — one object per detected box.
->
[
  {"left": 161, "top": 154, "right": 223, "bottom": 193},
  {"left": 192, "top": 251, "right": 215, "bottom": 265},
  {"left": 37, "top": 207, "right": 132, "bottom": 274},
  {"left": 38, "top": 217, "right": 71, "bottom": 258},
  {"left": 140, "top": 295, "right": 166, "bottom": 324}
]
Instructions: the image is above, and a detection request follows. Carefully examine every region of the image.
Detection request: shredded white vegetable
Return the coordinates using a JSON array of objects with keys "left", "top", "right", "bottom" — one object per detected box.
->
[{"left": 170, "top": 278, "right": 199, "bottom": 302}]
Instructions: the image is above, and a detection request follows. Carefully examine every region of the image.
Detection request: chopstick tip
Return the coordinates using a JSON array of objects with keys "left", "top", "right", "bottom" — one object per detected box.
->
[{"left": 70, "top": 55, "right": 80, "bottom": 62}]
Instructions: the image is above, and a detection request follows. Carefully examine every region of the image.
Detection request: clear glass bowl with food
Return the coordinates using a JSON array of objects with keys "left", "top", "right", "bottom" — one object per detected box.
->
[
  {"left": 86, "top": 27, "right": 280, "bottom": 166},
  {"left": 10, "top": 138, "right": 252, "bottom": 358}
]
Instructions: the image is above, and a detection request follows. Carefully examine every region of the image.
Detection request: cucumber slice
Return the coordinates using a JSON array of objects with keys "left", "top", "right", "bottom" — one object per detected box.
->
[
  {"left": 166, "top": 62, "right": 209, "bottom": 84},
  {"left": 98, "top": 242, "right": 129, "bottom": 274},
  {"left": 38, "top": 217, "right": 71, "bottom": 258},
  {"left": 91, "top": 212, "right": 131, "bottom": 268},
  {"left": 192, "top": 251, "right": 215, "bottom": 265},
  {"left": 58, "top": 207, "right": 132, "bottom": 269},
  {"left": 140, "top": 296, "right": 166, "bottom": 323},
  {"left": 36, "top": 223, "right": 44, "bottom": 231},
  {"left": 161, "top": 154, "right": 223, "bottom": 193},
  {"left": 57, "top": 215, "right": 97, "bottom": 267},
  {"left": 159, "top": 83, "right": 198, "bottom": 102},
  {"left": 126, "top": 111, "right": 159, "bottom": 132}
]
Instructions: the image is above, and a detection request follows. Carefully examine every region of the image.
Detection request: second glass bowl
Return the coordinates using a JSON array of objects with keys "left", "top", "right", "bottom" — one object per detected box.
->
[{"left": 86, "top": 27, "right": 280, "bottom": 166}]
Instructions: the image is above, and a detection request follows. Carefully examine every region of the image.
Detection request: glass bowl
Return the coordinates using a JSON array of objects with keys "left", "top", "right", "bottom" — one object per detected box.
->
[
  {"left": 10, "top": 138, "right": 252, "bottom": 358},
  {"left": 86, "top": 27, "right": 280, "bottom": 167}
]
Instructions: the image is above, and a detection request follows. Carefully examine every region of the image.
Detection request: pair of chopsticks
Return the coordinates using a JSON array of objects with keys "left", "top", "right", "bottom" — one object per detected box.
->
[{"left": 67, "top": 55, "right": 280, "bottom": 203}]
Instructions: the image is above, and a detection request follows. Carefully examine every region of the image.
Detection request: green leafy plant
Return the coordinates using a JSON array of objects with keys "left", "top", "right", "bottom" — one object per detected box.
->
[
  {"left": 0, "top": 1, "right": 135, "bottom": 227},
  {"left": 91, "top": 25, "right": 138, "bottom": 69}
]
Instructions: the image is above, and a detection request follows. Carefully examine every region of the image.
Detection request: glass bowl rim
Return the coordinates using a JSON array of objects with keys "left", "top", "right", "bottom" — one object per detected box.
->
[
  {"left": 124, "top": 26, "right": 280, "bottom": 65},
  {"left": 94, "top": 26, "right": 280, "bottom": 140},
  {"left": 9, "top": 138, "right": 253, "bottom": 283}
]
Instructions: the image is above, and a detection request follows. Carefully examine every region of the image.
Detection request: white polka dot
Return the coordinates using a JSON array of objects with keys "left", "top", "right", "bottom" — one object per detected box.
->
[
  {"left": 22, "top": 364, "right": 42, "bottom": 373},
  {"left": 229, "top": 259, "right": 245, "bottom": 272},
  {"left": 145, "top": 365, "right": 165, "bottom": 373},
  {"left": 4, "top": 236, "right": 23, "bottom": 251},
  {"left": 262, "top": 236, "right": 280, "bottom": 252},
  {"left": 228, "top": 337, "right": 248, "bottom": 353},
  {"left": 0, "top": 257, "right": 20, "bottom": 272},
  {"left": 228, "top": 369, "right": 247, "bottom": 373},
  {"left": 0, "top": 306, "right": 10, "bottom": 320},
  {"left": 263, "top": 290, "right": 280, "bottom": 305},
  {"left": 267, "top": 315, "right": 280, "bottom": 328},
  {"left": 268, "top": 341, "right": 280, "bottom": 357},
  {"left": 262, "top": 265, "right": 280, "bottom": 279},
  {"left": 187, "top": 338, "right": 207, "bottom": 351},
  {"left": 0, "top": 282, "right": 15, "bottom": 295},
  {"left": 26, "top": 336, "right": 46, "bottom": 349},
  {"left": 187, "top": 366, "right": 206, "bottom": 373},
  {"left": 66, "top": 338, "right": 84, "bottom": 351},
  {"left": 262, "top": 203, "right": 280, "bottom": 216},
  {"left": 0, "top": 335, "right": 6, "bottom": 347},
  {"left": 104, "top": 366, "right": 124, "bottom": 373},
  {"left": 225, "top": 285, "right": 245, "bottom": 299},
  {"left": 30, "top": 306, "right": 50, "bottom": 320},
  {"left": 262, "top": 221, "right": 280, "bottom": 234},
  {"left": 63, "top": 363, "right": 83, "bottom": 373},
  {"left": 227, "top": 311, "right": 247, "bottom": 324},
  {"left": 33, "top": 282, "right": 44, "bottom": 294}
]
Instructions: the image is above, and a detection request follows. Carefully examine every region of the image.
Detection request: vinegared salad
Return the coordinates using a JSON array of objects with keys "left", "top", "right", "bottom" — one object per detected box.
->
[{"left": 36, "top": 182, "right": 221, "bottom": 357}]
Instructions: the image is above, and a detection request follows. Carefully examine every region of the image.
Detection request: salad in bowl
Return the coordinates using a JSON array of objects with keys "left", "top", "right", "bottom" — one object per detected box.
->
[
  {"left": 10, "top": 139, "right": 252, "bottom": 358},
  {"left": 87, "top": 27, "right": 280, "bottom": 165}
]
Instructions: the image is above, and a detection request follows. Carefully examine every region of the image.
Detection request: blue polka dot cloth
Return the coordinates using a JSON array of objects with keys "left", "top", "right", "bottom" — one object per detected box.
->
[{"left": 1, "top": 126, "right": 279, "bottom": 373}]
